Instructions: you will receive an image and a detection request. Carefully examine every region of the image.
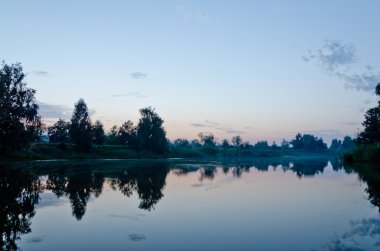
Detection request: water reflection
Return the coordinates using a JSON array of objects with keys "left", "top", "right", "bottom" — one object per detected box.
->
[
  {"left": 349, "top": 164, "right": 380, "bottom": 213},
  {"left": 0, "top": 166, "right": 42, "bottom": 251},
  {"left": 109, "top": 161, "right": 169, "bottom": 210},
  {"left": 2, "top": 158, "right": 380, "bottom": 250},
  {"left": 172, "top": 158, "right": 338, "bottom": 180},
  {"left": 46, "top": 169, "right": 104, "bottom": 220}
]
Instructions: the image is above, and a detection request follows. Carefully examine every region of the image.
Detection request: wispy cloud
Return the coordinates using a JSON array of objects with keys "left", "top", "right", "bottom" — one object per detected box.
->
[
  {"left": 341, "top": 122, "right": 359, "bottom": 126},
  {"left": 336, "top": 71, "right": 380, "bottom": 91},
  {"left": 130, "top": 72, "right": 147, "bottom": 79},
  {"left": 33, "top": 70, "right": 49, "bottom": 77},
  {"left": 37, "top": 101, "right": 71, "bottom": 119},
  {"left": 197, "top": 12, "right": 209, "bottom": 21},
  {"left": 216, "top": 127, "right": 245, "bottom": 135},
  {"left": 303, "top": 129, "right": 346, "bottom": 139},
  {"left": 175, "top": 1, "right": 210, "bottom": 21},
  {"left": 38, "top": 101, "right": 96, "bottom": 120},
  {"left": 109, "top": 91, "right": 147, "bottom": 99},
  {"left": 304, "top": 40, "right": 380, "bottom": 92},
  {"left": 205, "top": 120, "right": 220, "bottom": 126},
  {"left": 303, "top": 40, "right": 356, "bottom": 73},
  {"left": 190, "top": 120, "right": 246, "bottom": 135},
  {"left": 190, "top": 123, "right": 206, "bottom": 128}
]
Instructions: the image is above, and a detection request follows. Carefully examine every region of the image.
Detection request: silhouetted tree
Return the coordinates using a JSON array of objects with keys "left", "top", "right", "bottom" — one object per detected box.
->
[
  {"left": 48, "top": 118, "right": 70, "bottom": 143},
  {"left": 221, "top": 139, "right": 230, "bottom": 149},
  {"left": 241, "top": 141, "right": 251, "bottom": 149},
  {"left": 105, "top": 125, "right": 118, "bottom": 145},
  {"left": 330, "top": 138, "right": 342, "bottom": 152},
  {"left": 232, "top": 135, "right": 242, "bottom": 147},
  {"left": 254, "top": 140, "right": 269, "bottom": 149},
  {"left": 136, "top": 107, "right": 168, "bottom": 154},
  {"left": 357, "top": 83, "right": 380, "bottom": 145},
  {"left": 198, "top": 132, "right": 217, "bottom": 155},
  {"left": 290, "top": 133, "right": 327, "bottom": 151},
  {"left": 191, "top": 139, "right": 202, "bottom": 147},
  {"left": 342, "top": 136, "right": 355, "bottom": 151},
  {"left": 281, "top": 139, "right": 290, "bottom": 149},
  {"left": 0, "top": 62, "right": 42, "bottom": 153},
  {"left": 291, "top": 133, "right": 303, "bottom": 149},
  {"left": 118, "top": 120, "right": 137, "bottom": 148},
  {"left": 357, "top": 107, "right": 380, "bottom": 144},
  {"left": 173, "top": 138, "right": 190, "bottom": 148},
  {"left": 198, "top": 133, "right": 216, "bottom": 147},
  {"left": 271, "top": 141, "right": 279, "bottom": 150},
  {"left": 92, "top": 120, "right": 105, "bottom": 145},
  {"left": 69, "top": 99, "right": 92, "bottom": 152}
]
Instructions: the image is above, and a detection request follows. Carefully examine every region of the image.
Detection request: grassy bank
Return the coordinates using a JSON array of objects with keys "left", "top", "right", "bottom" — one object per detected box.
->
[
  {"left": 0, "top": 142, "right": 338, "bottom": 161},
  {"left": 0, "top": 143, "right": 165, "bottom": 161},
  {"left": 343, "top": 144, "right": 380, "bottom": 165}
]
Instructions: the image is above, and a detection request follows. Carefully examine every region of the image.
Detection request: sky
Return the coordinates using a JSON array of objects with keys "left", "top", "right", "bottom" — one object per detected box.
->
[{"left": 1, "top": 0, "right": 380, "bottom": 144}]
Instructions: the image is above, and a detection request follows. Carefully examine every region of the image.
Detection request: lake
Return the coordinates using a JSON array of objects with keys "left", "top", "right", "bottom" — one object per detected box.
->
[{"left": 1, "top": 157, "right": 380, "bottom": 251}]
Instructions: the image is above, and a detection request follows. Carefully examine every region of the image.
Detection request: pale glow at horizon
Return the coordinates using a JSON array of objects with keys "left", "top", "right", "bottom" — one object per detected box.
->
[{"left": 1, "top": 1, "right": 379, "bottom": 144}]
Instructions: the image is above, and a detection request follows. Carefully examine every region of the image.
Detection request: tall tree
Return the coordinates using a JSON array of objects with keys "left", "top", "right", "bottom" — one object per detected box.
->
[
  {"left": 357, "top": 107, "right": 380, "bottom": 144},
  {"left": 221, "top": 139, "right": 230, "bottom": 149},
  {"left": 105, "top": 125, "right": 118, "bottom": 145},
  {"left": 0, "top": 62, "right": 42, "bottom": 152},
  {"left": 329, "top": 138, "right": 342, "bottom": 152},
  {"left": 48, "top": 119, "right": 70, "bottom": 143},
  {"left": 198, "top": 133, "right": 216, "bottom": 147},
  {"left": 69, "top": 99, "right": 92, "bottom": 152},
  {"left": 173, "top": 138, "right": 190, "bottom": 148},
  {"left": 342, "top": 136, "right": 355, "bottom": 151},
  {"left": 290, "top": 133, "right": 327, "bottom": 151},
  {"left": 357, "top": 83, "right": 380, "bottom": 144},
  {"left": 92, "top": 120, "right": 105, "bottom": 145},
  {"left": 117, "top": 120, "right": 137, "bottom": 148},
  {"left": 232, "top": 135, "right": 242, "bottom": 147},
  {"left": 136, "top": 107, "right": 168, "bottom": 154},
  {"left": 198, "top": 132, "right": 217, "bottom": 155}
]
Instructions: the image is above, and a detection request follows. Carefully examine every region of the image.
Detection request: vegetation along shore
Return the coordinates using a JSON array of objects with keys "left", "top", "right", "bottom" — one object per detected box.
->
[{"left": 1, "top": 62, "right": 379, "bottom": 163}]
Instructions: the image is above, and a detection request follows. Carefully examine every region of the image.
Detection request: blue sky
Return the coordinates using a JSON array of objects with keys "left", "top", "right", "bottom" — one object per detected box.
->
[{"left": 1, "top": 0, "right": 380, "bottom": 143}]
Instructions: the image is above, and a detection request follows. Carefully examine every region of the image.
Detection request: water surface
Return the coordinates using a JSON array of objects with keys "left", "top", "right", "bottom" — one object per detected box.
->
[{"left": 1, "top": 158, "right": 380, "bottom": 251}]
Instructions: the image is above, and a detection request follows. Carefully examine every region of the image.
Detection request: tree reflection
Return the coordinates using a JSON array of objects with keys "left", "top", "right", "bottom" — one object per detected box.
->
[
  {"left": 0, "top": 167, "right": 42, "bottom": 251},
  {"left": 350, "top": 164, "right": 380, "bottom": 212},
  {"left": 290, "top": 159, "right": 328, "bottom": 178},
  {"left": 170, "top": 158, "right": 332, "bottom": 181},
  {"left": 199, "top": 166, "right": 218, "bottom": 181},
  {"left": 46, "top": 168, "right": 104, "bottom": 220},
  {"left": 111, "top": 161, "right": 169, "bottom": 210}
]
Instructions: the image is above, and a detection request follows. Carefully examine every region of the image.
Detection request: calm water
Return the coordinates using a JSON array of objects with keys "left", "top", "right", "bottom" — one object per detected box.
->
[{"left": 1, "top": 157, "right": 380, "bottom": 251}]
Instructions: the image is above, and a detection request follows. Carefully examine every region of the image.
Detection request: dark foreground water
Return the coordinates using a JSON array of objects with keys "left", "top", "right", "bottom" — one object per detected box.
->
[{"left": 1, "top": 157, "right": 380, "bottom": 251}]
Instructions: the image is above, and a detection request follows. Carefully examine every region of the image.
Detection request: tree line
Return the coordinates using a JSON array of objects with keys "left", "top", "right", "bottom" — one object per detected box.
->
[
  {"left": 0, "top": 62, "right": 168, "bottom": 155},
  {"left": 170, "top": 132, "right": 354, "bottom": 155},
  {"left": 0, "top": 61, "right": 355, "bottom": 157},
  {"left": 48, "top": 99, "right": 168, "bottom": 154}
]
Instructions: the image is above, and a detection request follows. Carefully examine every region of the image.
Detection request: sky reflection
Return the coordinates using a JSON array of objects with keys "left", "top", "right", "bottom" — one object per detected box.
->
[{"left": 0, "top": 158, "right": 378, "bottom": 251}]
